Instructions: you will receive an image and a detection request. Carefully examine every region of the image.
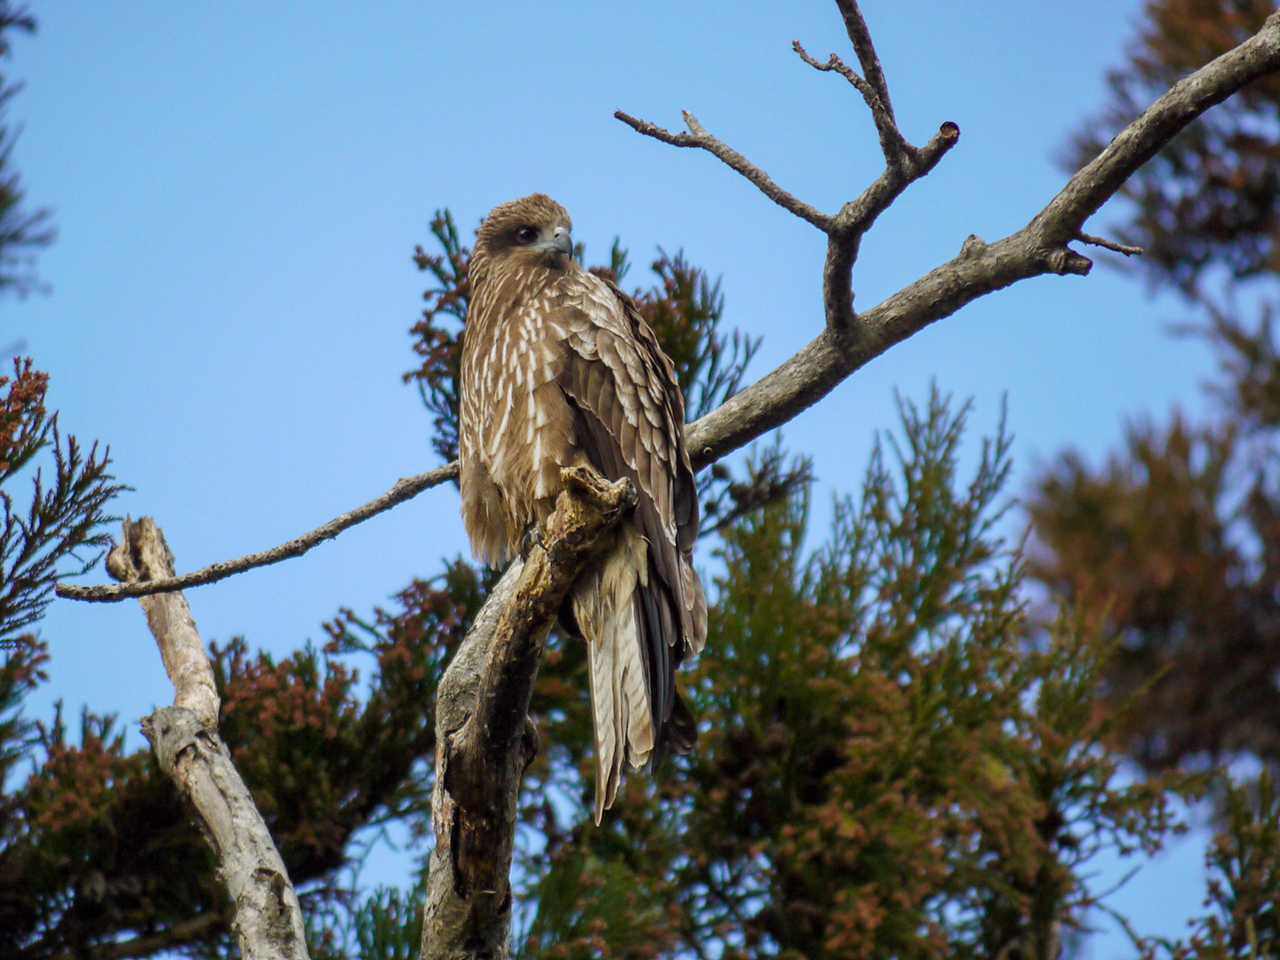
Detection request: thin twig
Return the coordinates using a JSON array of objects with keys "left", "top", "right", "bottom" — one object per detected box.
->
[
  {"left": 792, "top": 40, "right": 912, "bottom": 165},
  {"left": 835, "top": 0, "right": 896, "bottom": 125},
  {"left": 56, "top": 462, "right": 458, "bottom": 602},
  {"left": 1076, "top": 231, "right": 1144, "bottom": 256},
  {"left": 613, "top": 109, "right": 832, "bottom": 231}
]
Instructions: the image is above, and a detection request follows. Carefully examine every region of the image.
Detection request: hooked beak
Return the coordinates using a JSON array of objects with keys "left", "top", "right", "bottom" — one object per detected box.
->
[{"left": 551, "top": 226, "right": 572, "bottom": 257}]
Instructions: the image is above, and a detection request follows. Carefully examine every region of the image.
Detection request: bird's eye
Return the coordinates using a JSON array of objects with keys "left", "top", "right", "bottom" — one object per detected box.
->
[{"left": 516, "top": 226, "right": 538, "bottom": 244}]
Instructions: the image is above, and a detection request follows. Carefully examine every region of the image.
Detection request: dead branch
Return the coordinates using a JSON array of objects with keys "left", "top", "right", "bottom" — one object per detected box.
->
[
  {"left": 421, "top": 466, "right": 636, "bottom": 960},
  {"left": 112, "top": 518, "right": 310, "bottom": 960},
  {"left": 57, "top": 462, "right": 458, "bottom": 602}
]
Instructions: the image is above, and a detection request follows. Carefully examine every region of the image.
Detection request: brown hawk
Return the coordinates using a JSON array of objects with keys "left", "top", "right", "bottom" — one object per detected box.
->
[{"left": 459, "top": 194, "right": 706, "bottom": 822}]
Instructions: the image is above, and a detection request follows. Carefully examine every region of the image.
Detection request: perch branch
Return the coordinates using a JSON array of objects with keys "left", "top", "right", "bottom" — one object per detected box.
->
[
  {"left": 56, "top": 461, "right": 458, "bottom": 602},
  {"left": 421, "top": 466, "right": 636, "bottom": 960},
  {"left": 111, "top": 517, "right": 309, "bottom": 960}
]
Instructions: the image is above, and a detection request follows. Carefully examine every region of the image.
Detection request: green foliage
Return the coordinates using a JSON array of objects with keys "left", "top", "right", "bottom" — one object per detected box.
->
[
  {"left": 507, "top": 388, "right": 1200, "bottom": 960},
  {"left": 311, "top": 885, "right": 427, "bottom": 960}
]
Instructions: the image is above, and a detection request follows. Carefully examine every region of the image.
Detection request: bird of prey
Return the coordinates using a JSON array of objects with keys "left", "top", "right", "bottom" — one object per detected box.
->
[{"left": 458, "top": 194, "right": 706, "bottom": 822}]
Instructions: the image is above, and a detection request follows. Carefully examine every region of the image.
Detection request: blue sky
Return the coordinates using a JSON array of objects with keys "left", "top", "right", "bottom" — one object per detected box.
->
[{"left": 11, "top": 2, "right": 1224, "bottom": 954}]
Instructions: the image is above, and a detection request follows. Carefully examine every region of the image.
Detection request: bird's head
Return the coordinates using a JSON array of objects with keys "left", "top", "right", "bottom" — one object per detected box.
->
[{"left": 472, "top": 194, "right": 575, "bottom": 277}]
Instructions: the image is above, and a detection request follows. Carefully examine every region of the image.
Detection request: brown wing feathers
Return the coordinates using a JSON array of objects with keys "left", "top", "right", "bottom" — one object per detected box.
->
[{"left": 460, "top": 194, "right": 705, "bottom": 820}]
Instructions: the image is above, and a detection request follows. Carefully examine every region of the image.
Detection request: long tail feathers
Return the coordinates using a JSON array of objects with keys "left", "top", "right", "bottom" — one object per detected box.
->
[{"left": 574, "top": 531, "right": 656, "bottom": 824}]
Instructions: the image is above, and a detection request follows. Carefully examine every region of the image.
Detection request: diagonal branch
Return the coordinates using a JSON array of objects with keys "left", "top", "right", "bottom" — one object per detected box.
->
[
  {"left": 110, "top": 518, "right": 309, "bottom": 960},
  {"left": 1035, "top": 9, "right": 1280, "bottom": 241},
  {"left": 668, "top": 12, "right": 1280, "bottom": 468}
]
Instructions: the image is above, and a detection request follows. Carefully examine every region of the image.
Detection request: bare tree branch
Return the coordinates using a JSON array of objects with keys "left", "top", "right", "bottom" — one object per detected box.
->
[
  {"left": 673, "top": 10, "right": 1280, "bottom": 469},
  {"left": 421, "top": 466, "right": 636, "bottom": 960},
  {"left": 110, "top": 518, "right": 310, "bottom": 960},
  {"left": 56, "top": 462, "right": 458, "bottom": 602}
]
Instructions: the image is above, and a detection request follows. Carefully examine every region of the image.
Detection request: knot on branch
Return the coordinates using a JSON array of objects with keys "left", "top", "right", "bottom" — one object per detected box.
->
[{"left": 960, "top": 234, "right": 988, "bottom": 259}]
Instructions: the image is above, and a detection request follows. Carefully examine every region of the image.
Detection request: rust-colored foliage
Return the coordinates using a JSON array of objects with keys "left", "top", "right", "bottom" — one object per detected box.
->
[
  {"left": 0, "top": 356, "right": 122, "bottom": 642},
  {"left": 1038, "top": 2, "right": 1280, "bottom": 777},
  {"left": 1026, "top": 412, "right": 1280, "bottom": 769}
]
